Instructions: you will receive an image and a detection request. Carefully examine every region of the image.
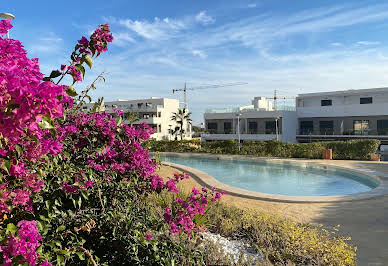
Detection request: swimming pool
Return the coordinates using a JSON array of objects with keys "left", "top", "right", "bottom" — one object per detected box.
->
[{"left": 160, "top": 154, "right": 379, "bottom": 196}]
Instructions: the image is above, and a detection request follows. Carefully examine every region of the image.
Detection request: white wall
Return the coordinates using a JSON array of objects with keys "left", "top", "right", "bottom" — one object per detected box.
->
[
  {"left": 297, "top": 90, "right": 388, "bottom": 118},
  {"left": 281, "top": 111, "right": 297, "bottom": 142}
]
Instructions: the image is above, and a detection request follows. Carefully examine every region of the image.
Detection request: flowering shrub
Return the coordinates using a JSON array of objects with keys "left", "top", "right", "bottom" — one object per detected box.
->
[
  {"left": 0, "top": 19, "right": 222, "bottom": 264},
  {"left": 0, "top": 20, "right": 115, "bottom": 265}
]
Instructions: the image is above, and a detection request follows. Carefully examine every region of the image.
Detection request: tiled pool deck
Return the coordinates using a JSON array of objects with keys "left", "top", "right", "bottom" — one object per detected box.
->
[{"left": 159, "top": 153, "right": 388, "bottom": 265}]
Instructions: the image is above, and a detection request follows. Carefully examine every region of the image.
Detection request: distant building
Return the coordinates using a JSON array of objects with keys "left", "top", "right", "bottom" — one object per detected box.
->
[
  {"left": 202, "top": 97, "right": 297, "bottom": 143},
  {"left": 86, "top": 97, "right": 192, "bottom": 140},
  {"left": 296, "top": 87, "right": 388, "bottom": 144}
]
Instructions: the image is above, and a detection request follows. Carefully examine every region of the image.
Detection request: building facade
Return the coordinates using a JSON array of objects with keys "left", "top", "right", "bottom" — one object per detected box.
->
[
  {"left": 296, "top": 87, "right": 388, "bottom": 144},
  {"left": 86, "top": 98, "right": 192, "bottom": 140},
  {"left": 202, "top": 97, "right": 297, "bottom": 143}
]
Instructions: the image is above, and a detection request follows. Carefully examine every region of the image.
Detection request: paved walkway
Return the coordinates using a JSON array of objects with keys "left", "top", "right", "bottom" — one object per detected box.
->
[{"left": 156, "top": 159, "right": 388, "bottom": 265}]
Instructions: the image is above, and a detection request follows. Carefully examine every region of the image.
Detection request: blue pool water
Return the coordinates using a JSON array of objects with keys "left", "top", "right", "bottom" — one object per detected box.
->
[{"left": 160, "top": 154, "right": 379, "bottom": 196}]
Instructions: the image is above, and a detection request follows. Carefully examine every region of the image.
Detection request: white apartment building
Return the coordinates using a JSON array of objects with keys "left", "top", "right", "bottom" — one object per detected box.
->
[
  {"left": 202, "top": 97, "right": 297, "bottom": 143},
  {"left": 85, "top": 97, "right": 192, "bottom": 140},
  {"left": 296, "top": 87, "right": 388, "bottom": 144}
]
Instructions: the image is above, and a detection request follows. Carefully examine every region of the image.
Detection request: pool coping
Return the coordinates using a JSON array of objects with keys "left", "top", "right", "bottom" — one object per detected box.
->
[{"left": 157, "top": 152, "right": 388, "bottom": 203}]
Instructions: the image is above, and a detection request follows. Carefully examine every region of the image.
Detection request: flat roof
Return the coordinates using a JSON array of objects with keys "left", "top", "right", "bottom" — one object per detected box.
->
[{"left": 298, "top": 87, "right": 388, "bottom": 98}]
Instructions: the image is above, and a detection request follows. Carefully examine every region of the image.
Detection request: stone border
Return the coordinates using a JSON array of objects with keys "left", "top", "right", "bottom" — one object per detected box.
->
[{"left": 158, "top": 152, "right": 388, "bottom": 203}]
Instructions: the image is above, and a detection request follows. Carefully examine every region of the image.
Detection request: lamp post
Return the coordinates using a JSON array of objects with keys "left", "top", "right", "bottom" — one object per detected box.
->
[
  {"left": 275, "top": 116, "right": 280, "bottom": 141},
  {"left": 0, "top": 13, "right": 15, "bottom": 39},
  {"left": 236, "top": 113, "right": 242, "bottom": 151}
]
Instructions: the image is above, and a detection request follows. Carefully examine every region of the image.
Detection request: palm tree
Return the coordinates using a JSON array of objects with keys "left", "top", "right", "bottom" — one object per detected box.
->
[
  {"left": 171, "top": 108, "right": 192, "bottom": 140},
  {"left": 168, "top": 126, "right": 180, "bottom": 140},
  {"left": 124, "top": 112, "right": 139, "bottom": 126}
]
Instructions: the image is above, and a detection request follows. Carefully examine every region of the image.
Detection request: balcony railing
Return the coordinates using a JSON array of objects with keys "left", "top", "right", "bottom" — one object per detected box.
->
[
  {"left": 297, "top": 129, "right": 388, "bottom": 136},
  {"left": 204, "top": 129, "right": 282, "bottom": 135}
]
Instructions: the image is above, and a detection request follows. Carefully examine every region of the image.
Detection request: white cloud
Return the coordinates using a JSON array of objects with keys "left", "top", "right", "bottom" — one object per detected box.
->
[
  {"left": 195, "top": 11, "right": 215, "bottom": 25},
  {"left": 247, "top": 3, "right": 257, "bottom": 8},
  {"left": 356, "top": 41, "right": 380, "bottom": 46},
  {"left": 29, "top": 32, "right": 63, "bottom": 55},
  {"left": 119, "top": 17, "right": 186, "bottom": 40},
  {"left": 70, "top": 3, "right": 388, "bottom": 124},
  {"left": 191, "top": 49, "right": 207, "bottom": 58},
  {"left": 113, "top": 32, "right": 136, "bottom": 46}
]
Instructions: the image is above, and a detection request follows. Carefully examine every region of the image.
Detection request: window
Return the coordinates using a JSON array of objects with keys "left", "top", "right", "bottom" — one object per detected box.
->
[
  {"left": 143, "top": 114, "right": 150, "bottom": 119},
  {"left": 377, "top": 120, "right": 388, "bottom": 135},
  {"left": 158, "top": 112, "right": 161, "bottom": 117},
  {"left": 360, "top": 97, "right": 373, "bottom": 104},
  {"left": 321, "top": 99, "right": 332, "bottom": 106},
  {"left": 353, "top": 120, "right": 369, "bottom": 135},
  {"left": 207, "top": 122, "right": 217, "bottom": 133},
  {"left": 300, "top": 121, "right": 313, "bottom": 135},
  {"left": 158, "top": 124, "right": 161, "bottom": 133},
  {"left": 137, "top": 103, "right": 143, "bottom": 108},
  {"left": 224, "top": 122, "right": 232, "bottom": 134},
  {"left": 265, "top": 121, "right": 276, "bottom": 134},
  {"left": 319, "top": 121, "right": 334, "bottom": 135},
  {"left": 248, "top": 121, "right": 258, "bottom": 134}
]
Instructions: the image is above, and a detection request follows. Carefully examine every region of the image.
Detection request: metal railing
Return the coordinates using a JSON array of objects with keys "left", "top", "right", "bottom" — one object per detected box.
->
[
  {"left": 204, "top": 129, "right": 282, "bottom": 135},
  {"left": 297, "top": 129, "right": 388, "bottom": 136}
]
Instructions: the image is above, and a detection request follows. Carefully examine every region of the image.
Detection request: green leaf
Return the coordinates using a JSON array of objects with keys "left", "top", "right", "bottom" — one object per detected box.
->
[
  {"left": 115, "top": 116, "right": 122, "bottom": 127},
  {"left": 84, "top": 55, "right": 93, "bottom": 69},
  {"left": 56, "top": 254, "right": 65, "bottom": 266},
  {"left": 43, "top": 77, "right": 52, "bottom": 81},
  {"left": 6, "top": 223, "right": 18, "bottom": 235},
  {"left": 56, "top": 225, "right": 66, "bottom": 232},
  {"left": 15, "top": 145, "right": 22, "bottom": 158},
  {"left": 75, "top": 64, "right": 86, "bottom": 78},
  {"left": 38, "top": 116, "right": 55, "bottom": 130},
  {"left": 5, "top": 103, "right": 19, "bottom": 113},
  {"left": 1, "top": 159, "right": 11, "bottom": 174},
  {"left": 66, "top": 86, "right": 78, "bottom": 97},
  {"left": 78, "top": 196, "right": 82, "bottom": 208},
  {"left": 76, "top": 251, "right": 85, "bottom": 261},
  {"left": 49, "top": 70, "right": 62, "bottom": 79}
]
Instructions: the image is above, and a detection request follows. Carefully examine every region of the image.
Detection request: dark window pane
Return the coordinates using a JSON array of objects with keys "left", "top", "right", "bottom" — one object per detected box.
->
[
  {"left": 360, "top": 97, "right": 373, "bottom": 104},
  {"left": 377, "top": 120, "right": 388, "bottom": 135},
  {"left": 248, "top": 122, "right": 257, "bottom": 134},
  {"left": 207, "top": 122, "right": 217, "bottom": 130},
  {"left": 265, "top": 121, "right": 276, "bottom": 134},
  {"left": 321, "top": 99, "right": 332, "bottom": 106},
  {"left": 224, "top": 122, "right": 232, "bottom": 129},
  {"left": 224, "top": 122, "right": 232, "bottom": 134},
  {"left": 319, "top": 121, "right": 333, "bottom": 135},
  {"left": 300, "top": 121, "right": 313, "bottom": 135}
]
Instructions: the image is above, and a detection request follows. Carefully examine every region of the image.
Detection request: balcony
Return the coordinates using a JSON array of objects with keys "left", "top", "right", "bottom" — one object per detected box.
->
[
  {"left": 202, "top": 130, "right": 280, "bottom": 141},
  {"left": 296, "top": 129, "right": 388, "bottom": 144},
  {"left": 131, "top": 117, "right": 161, "bottom": 125}
]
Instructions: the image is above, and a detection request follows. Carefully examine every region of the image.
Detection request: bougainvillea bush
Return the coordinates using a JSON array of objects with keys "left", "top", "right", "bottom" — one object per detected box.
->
[{"left": 0, "top": 20, "right": 223, "bottom": 265}]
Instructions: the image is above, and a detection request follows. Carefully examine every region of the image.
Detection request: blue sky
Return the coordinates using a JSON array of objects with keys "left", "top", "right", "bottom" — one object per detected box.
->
[{"left": 3, "top": 0, "right": 388, "bottom": 123}]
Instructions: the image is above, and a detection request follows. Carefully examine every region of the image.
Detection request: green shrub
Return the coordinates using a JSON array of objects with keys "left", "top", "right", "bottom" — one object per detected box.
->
[
  {"left": 148, "top": 139, "right": 380, "bottom": 161},
  {"left": 323, "top": 139, "right": 380, "bottom": 160},
  {"left": 201, "top": 140, "right": 240, "bottom": 154},
  {"left": 207, "top": 203, "right": 357, "bottom": 266}
]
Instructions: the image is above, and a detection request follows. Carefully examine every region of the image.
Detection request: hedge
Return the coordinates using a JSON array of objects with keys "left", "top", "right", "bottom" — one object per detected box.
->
[{"left": 146, "top": 139, "right": 380, "bottom": 160}]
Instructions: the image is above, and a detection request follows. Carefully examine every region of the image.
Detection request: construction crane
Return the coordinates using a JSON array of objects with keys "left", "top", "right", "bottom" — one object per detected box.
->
[
  {"left": 172, "top": 82, "right": 247, "bottom": 110},
  {"left": 266, "top": 89, "right": 295, "bottom": 110}
]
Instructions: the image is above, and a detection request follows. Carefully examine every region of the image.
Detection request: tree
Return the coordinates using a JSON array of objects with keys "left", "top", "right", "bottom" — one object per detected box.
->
[
  {"left": 171, "top": 108, "right": 192, "bottom": 140},
  {"left": 125, "top": 111, "right": 139, "bottom": 126}
]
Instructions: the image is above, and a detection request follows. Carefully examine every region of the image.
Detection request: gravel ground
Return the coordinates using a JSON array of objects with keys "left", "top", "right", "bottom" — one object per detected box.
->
[{"left": 201, "top": 232, "right": 262, "bottom": 264}]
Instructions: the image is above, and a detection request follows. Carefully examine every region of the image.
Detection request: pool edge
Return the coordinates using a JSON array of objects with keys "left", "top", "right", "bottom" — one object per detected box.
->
[{"left": 158, "top": 152, "right": 388, "bottom": 203}]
